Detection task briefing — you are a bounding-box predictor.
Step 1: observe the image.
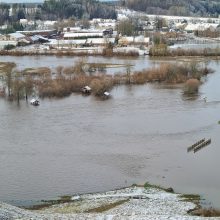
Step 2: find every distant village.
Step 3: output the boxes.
[1,6,220,55]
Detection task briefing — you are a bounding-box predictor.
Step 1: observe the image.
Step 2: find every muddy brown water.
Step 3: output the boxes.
[0,55,167,75]
[0,56,220,208]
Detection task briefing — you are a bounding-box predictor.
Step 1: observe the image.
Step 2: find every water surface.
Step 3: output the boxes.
[0,57,220,208]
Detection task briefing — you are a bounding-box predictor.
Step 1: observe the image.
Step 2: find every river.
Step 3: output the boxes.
[0,55,220,208]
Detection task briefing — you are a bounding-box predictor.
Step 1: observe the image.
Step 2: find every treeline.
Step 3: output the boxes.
[121,0,220,17]
[0,48,139,57]
[149,45,220,57]
[0,3,41,26]
[46,0,118,19]
[0,0,116,25]
[195,29,220,38]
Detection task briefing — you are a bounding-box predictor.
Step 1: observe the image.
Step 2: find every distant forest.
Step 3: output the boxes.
[121,0,220,17]
[41,0,117,20]
[0,0,117,25]
[1,0,220,26]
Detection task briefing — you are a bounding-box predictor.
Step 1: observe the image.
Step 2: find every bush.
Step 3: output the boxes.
[90,78,113,96]
[184,78,200,94]
[4,44,16,50]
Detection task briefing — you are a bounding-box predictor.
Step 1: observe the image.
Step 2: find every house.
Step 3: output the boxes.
[28,35,48,43]
[87,38,115,46]
[103,28,113,36]
[184,23,220,32]
[118,36,149,46]
[63,27,82,32]
[0,41,17,50]
[9,33,26,41]
[17,30,57,38]
[20,19,28,26]
[63,32,103,40]
[91,19,116,30]
[82,86,92,94]
[47,39,87,48]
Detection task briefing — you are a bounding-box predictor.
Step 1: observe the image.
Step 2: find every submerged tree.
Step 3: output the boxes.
[184,78,200,95]
[23,75,34,101]
[12,72,24,103]
[73,58,87,76]
[125,63,132,84]
[3,63,16,97]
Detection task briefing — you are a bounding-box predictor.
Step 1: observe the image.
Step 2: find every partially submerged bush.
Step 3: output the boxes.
[24,67,51,77]
[131,62,211,85]
[149,46,220,57]
[1,60,213,100]
[38,79,72,98]
[191,208,220,217]
[90,78,113,96]
[38,76,91,98]
[184,78,200,94]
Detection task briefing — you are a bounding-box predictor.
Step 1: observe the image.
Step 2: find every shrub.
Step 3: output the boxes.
[184,78,200,94]
[90,78,113,96]
[4,44,16,50]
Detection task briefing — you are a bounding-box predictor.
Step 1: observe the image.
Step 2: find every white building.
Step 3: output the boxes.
[9,33,26,41]
[63,32,103,40]
[0,41,17,50]
[118,36,150,46]
[185,23,220,32]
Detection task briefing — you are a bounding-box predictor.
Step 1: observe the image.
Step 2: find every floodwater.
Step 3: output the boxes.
[0,56,220,208]
[0,55,167,75]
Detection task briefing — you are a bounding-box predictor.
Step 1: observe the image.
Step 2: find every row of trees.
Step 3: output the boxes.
[0,3,41,25]
[1,63,34,103]
[41,0,117,20]
[195,28,220,38]
[0,0,117,25]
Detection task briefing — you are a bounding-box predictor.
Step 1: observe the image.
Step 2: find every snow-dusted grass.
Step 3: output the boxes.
[1,186,220,219]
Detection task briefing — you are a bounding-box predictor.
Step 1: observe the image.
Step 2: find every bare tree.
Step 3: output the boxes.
[73,58,87,76]
[56,65,64,76]
[125,63,132,84]
[12,72,24,103]
[3,62,16,97]
[23,75,34,101]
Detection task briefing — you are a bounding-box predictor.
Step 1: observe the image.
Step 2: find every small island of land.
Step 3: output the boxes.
[1,184,220,220]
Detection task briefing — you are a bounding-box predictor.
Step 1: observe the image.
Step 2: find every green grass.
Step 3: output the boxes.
[86,199,129,213]
[179,194,200,202]
[144,182,165,190]
[59,195,72,202]
[27,195,73,210]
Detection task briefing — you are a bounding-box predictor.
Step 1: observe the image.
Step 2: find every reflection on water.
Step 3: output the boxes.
[0,58,220,208]
[0,55,155,75]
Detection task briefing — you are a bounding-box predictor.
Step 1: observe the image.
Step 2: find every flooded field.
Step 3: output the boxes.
[0,56,220,208]
[0,55,167,75]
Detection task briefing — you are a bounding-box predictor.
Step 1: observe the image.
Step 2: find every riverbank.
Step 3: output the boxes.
[0,47,140,57]
[1,186,220,220]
